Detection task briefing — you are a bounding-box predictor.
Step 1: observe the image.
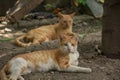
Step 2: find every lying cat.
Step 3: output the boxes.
[15,12,75,47]
[0,33,92,80]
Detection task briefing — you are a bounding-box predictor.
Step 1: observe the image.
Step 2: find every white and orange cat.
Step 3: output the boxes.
[15,12,75,47]
[0,33,92,80]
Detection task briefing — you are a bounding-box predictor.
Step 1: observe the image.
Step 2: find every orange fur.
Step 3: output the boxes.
[15,12,75,47]
[0,33,92,80]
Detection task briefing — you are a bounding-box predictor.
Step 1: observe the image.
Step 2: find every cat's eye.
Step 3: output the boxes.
[63,21,66,23]
[69,20,71,22]
[71,44,74,46]
[64,43,68,46]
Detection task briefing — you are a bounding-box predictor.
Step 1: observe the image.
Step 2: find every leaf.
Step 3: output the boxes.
[0,37,14,42]
[53,8,62,14]
[0,30,5,34]
[78,34,86,38]
[44,4,53,8]
[73,0,79,6]
[99,0,104,3]
[4,28,12,32]
[78,0,87,5]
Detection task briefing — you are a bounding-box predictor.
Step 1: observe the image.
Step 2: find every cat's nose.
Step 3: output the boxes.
[64,23,69,27]
[68,48,71,52]
[66,23,69,26]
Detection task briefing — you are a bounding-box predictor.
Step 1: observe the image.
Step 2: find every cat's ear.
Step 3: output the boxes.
[75,33,79,41]
[59,34,66,41]
[70,32,79,42]
[74,33,80,43]
[70,12,76,18]
[57,12,64,18]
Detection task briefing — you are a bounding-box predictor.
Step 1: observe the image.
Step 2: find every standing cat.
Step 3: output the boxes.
[15,12,75,47]
[0,33,92,80]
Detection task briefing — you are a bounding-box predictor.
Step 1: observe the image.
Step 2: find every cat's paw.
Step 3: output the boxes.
[26,43,32,47]
[71,60,79,66]
[86,68,92,73]
[18,76,24,80]
[8,76,16,80]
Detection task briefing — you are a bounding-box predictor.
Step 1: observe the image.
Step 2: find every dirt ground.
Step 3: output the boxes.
[0,15,120,80]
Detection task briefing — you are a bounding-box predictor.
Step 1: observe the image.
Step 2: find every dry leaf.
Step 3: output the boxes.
[100,0,104,3]
[0,34,2,36]
[73,0,79,7]
[14,31,24,36]
[4,28,12,32]
[3,33,13,38]
[0,30,5,34]
[0,24,6,28]
[53,8,62,14]
[1,21,8,25]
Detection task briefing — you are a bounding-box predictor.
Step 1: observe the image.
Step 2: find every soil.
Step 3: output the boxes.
[0,15,120,80]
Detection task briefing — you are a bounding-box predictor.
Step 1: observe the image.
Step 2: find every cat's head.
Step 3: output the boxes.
[59,33,78,53]
[57,12,75,29]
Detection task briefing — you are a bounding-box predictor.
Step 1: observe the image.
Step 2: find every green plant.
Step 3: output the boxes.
[78,0,87,5]
[73,0,87,6]
[0,37,14,42]
[44,3,54,9]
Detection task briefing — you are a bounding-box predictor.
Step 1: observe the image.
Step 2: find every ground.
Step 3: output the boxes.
[0,14,120,80]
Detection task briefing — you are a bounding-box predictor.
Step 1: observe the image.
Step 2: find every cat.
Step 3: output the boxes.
[15,12,75,47]
[0,33,92,80]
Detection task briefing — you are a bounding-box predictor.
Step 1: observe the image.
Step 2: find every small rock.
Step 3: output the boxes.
[22,28,27,32]
[3,34,13,38]
[37,16,45,19]
[99,66,106,71]
[82,22,88,26]
[0,30,5,34]
[0,24,6,28]
[106,72,111,75]
[87,60,92,63]
[14,31,24,36]
[1,21,8,25]
[0,54,6,58]
[0,34,2,36]
[50,71,54,74]
[4,28,12,32]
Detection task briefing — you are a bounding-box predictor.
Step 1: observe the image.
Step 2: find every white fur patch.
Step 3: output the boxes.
[69,51,79,65]
[37,57,56,72]
[9,58,27,78]
[10,58,27,72]
[10,58,36,75]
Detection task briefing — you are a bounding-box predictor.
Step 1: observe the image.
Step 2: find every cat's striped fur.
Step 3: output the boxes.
[15,12,75,47]
[0,33,92,80]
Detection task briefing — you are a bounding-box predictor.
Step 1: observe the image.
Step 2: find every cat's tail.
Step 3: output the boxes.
[15,35,31,47]
[0,65,7,80]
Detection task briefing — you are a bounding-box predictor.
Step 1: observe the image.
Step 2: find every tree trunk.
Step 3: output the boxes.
[6,0,44,23]
[102,0,120,58]
[0,0,16,16]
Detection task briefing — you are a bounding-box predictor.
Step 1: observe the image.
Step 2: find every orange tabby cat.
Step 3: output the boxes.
[0,33,92,80]
[15,12,75,47]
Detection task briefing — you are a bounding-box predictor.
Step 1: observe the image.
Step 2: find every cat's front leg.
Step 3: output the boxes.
[59,65,92,73]
[18,76,24,80]
[71,60,79,66]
